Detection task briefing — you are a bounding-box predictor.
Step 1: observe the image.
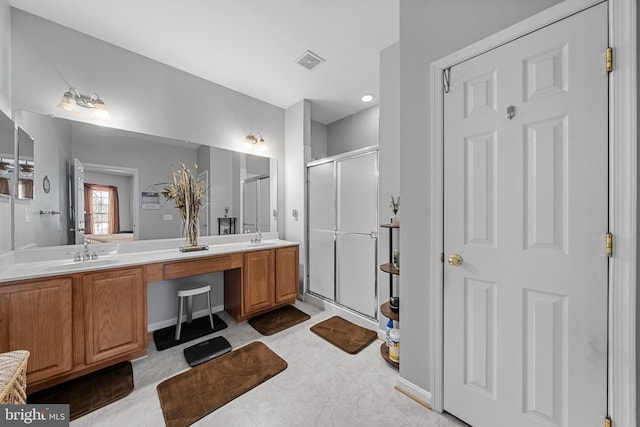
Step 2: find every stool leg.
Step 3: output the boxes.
[175,296,184,341]
[187,295,193,323]
[207,290,215,330]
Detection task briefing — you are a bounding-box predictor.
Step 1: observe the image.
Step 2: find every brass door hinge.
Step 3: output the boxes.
[606,233,613,257]
[606,47,613,73]
[605,416,612,427]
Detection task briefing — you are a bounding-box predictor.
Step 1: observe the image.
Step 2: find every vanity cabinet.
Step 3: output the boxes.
[275,246,299,303]
[0,278,73,384]
[0,267,146,392]
[243,249,275,315]
[82,267,146,364]
[225,245,299,322]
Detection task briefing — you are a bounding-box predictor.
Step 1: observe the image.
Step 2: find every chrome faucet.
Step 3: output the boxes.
[83,238,91,261]
[252,230,262,244]
[67,250,82,262]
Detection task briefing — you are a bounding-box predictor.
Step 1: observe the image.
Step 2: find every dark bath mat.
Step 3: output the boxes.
[248,305,311,336]
[153,313,227,351]
[310,316,377,354]
[28,361,133,421]
[157,341,287,427]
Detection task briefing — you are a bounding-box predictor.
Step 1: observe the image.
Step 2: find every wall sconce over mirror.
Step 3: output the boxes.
[245,132,267,151]
[57,87,110,120]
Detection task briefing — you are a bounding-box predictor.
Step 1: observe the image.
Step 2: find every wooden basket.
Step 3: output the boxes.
[0,350,30,404]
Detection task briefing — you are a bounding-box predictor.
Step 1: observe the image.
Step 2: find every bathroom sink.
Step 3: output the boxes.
[245,242,276,248]
[45,258,120,272]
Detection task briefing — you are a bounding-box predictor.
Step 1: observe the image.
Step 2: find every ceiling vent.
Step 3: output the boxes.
[296,50,325,71]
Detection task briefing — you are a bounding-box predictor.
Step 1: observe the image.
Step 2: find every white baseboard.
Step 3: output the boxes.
[148,304,224,332]
[395,377,432,409]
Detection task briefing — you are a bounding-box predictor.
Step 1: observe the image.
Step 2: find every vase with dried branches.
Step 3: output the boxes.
[161,162,205,247]
[389,195,400,225]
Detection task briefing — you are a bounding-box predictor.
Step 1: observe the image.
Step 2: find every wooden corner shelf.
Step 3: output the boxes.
[380,222,400,368]
[380,301,399,321]
[380,263,399,275]
[380,342,399,370]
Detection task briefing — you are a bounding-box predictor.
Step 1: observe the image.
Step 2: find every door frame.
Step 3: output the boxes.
[82,162,140,241]
[428,1,637,425]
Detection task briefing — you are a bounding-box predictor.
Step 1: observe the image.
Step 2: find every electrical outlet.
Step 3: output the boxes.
[163,214,173,221]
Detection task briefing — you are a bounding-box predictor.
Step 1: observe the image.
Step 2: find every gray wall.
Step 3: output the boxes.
[327,105,379,156]
[637,0,640,416]
[0,0,11,256]
[13,110,71,249]
[398,0,562,398]
[378,42,400,330]
[0,0,9,115]
[310,120,327,160]
[285,100,310,293]
[210,147,234,234]
[71,124,198,241]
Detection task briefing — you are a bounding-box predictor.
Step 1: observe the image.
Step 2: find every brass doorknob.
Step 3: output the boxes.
[448,254,463,266]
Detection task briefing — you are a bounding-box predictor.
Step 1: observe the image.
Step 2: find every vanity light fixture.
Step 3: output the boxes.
[245,133,267,151]
[57,87,110,120]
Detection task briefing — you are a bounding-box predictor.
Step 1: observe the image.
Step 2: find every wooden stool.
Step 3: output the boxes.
[175,282,215,340]
[0,350,29,404]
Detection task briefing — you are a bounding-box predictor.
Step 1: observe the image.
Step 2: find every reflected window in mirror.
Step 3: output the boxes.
[84,183,123,239]
[16,128,34,200]
[18,179,33,199]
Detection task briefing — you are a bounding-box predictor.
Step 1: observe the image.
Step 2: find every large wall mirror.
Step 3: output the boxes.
[13,110,277,250]
[0,110,14,255]
[0,110,14,197]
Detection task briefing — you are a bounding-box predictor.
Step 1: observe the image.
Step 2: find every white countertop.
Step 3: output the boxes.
[0,233,299,284]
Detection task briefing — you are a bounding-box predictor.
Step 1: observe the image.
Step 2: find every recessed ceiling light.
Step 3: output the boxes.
[361,94,374,103]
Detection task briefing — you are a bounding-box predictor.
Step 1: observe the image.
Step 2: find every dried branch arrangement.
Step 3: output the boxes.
[162,162,205,246]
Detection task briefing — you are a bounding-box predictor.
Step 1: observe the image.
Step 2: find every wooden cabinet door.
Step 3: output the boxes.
[275,246,299,303]
[243,250,274,315]
[0,278,73,384]
[83,267,145,364]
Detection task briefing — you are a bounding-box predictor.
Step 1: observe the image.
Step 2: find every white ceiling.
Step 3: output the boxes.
[8,0,399,125]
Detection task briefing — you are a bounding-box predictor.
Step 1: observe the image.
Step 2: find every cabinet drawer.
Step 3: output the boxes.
[163,255,232,280]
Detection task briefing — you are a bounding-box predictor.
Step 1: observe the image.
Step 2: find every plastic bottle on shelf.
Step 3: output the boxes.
[389,329,400,363]
[386,319,393,347]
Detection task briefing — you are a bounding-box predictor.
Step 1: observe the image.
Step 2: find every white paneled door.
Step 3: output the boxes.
[443,4,608,427]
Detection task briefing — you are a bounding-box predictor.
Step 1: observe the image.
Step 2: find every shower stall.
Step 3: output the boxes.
[306,147,378,320]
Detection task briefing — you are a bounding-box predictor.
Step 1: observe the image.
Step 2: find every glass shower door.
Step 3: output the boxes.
[307,161,336,300]
[335,152,378,318]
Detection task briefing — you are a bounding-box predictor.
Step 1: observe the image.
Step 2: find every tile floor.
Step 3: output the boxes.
[71,302,468,427]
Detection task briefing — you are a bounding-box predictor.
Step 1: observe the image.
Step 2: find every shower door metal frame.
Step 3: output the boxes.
[306,146,379,321]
